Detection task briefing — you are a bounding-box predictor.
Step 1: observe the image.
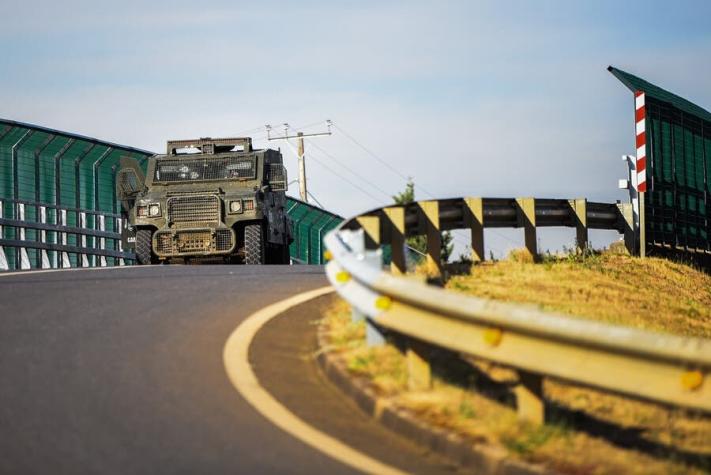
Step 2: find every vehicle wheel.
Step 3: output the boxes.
[135,229,156,265]
[244,224,264,265]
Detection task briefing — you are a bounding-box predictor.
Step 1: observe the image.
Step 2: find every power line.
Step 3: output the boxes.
[307,141,477,254]
[306,139,393,200]
[331,122,409,182]
[344,122,528,252]
[306,190,326,209]
[331,121,439,199]
[305,151,383,205]
[234,125,267,136]
[236,121,329,145]
[255,120,517,254]
[266,121,332,203]
[330,121,520,249]
[291,120,331,132]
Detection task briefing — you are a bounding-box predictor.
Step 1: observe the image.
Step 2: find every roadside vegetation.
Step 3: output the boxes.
[448,246,711,339]
[320,249,711,474]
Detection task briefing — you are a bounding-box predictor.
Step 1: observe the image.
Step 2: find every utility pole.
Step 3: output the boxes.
[297,132,307,202]
[267,121,331,203]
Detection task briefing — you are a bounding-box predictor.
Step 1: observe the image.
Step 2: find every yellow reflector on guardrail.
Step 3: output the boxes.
[375,296,392,310]
[681,370,704,391]
[335,271,351,284]
[483,328,503,347]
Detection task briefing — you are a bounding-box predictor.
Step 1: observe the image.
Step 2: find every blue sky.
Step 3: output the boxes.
[2,0,710,256]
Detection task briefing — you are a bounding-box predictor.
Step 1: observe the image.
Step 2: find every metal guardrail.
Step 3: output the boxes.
[0,198,134,270]
[324,197,710,424]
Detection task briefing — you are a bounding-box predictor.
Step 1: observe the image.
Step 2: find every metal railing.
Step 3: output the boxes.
[286,197,344,265]
[0,198,134,271]
[324,196,710,424]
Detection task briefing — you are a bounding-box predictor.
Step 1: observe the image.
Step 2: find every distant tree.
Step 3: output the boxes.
[393,180,416,206]
[393,180,453,263]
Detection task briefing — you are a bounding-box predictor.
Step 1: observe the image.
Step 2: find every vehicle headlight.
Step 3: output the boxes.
[137,206,148,217]
[229,200,242,213]
[148,203,161,217]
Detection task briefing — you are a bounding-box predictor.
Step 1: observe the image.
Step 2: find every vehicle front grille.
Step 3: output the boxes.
[215,229,232,251]
[156,233,173,254]
[168,195,220,227]
[154,228,234,256]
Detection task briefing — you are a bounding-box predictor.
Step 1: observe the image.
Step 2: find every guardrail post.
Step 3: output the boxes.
[514,371,545,425]
[17,203,31,270]
[340,228,386,346]
[365,312,386,346]
[617,203,635,255]
[570,198,588,251]
[464,197,485,262]
[516,198,537,259]
[0,200,7,270]
[419,201,442,277]
[406,340,432,391]
[356,215,380,250]
[383,207,406,274]
[39,206,50,268]
[342,230,367,325]
[98,215,107,267]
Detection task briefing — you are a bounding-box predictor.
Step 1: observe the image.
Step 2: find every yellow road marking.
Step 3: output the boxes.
[223,286,409,475]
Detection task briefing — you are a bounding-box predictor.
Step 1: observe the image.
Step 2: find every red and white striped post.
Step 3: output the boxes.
[634,91,647,193]
[634,90,647,256]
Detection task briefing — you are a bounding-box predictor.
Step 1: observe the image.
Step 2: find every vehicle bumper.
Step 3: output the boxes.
[153,227,236,258]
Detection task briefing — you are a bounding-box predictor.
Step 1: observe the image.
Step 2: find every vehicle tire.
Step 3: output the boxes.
[135,229,156,265]
[244,224,264,265]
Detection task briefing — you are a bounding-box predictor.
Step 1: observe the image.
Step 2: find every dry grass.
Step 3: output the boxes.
[320,251,711,474]
[447,250,711,338]
[323,299,408,396]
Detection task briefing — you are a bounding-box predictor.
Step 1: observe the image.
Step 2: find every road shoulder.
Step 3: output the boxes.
[246,292,463,475]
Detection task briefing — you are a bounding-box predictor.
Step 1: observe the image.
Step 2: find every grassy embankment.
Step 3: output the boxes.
[321,250,711,475]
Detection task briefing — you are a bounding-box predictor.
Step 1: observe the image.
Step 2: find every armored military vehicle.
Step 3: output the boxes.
[116,137,292,265]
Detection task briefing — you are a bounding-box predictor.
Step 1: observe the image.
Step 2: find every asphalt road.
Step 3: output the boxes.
[0,265,460,475]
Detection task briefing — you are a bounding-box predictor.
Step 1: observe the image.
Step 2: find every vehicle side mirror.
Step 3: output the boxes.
[116,156,147,211]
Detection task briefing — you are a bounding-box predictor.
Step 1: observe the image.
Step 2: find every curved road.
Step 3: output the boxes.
[0,265,354,474]
[0,266,459,475]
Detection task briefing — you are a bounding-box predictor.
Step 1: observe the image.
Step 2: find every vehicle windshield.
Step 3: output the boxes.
[154,157,256,183]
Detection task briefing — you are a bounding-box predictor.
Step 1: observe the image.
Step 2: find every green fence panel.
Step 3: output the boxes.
[0,118,342,269]
[286,197,343,264]
[610,67,711,262]
[0,119,153,270]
